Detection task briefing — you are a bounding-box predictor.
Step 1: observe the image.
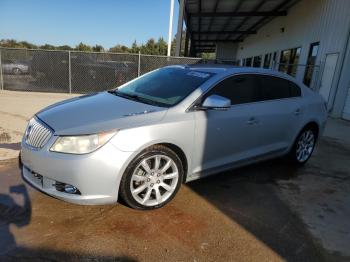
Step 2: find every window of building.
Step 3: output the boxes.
[263,53,272,69]
[205,74,260,105]
[257,75,301,100]
[303,42,320,87]
[253,55,262,67]
[245,57,252,67]
[272,52,278,69]
[279,47,301,77]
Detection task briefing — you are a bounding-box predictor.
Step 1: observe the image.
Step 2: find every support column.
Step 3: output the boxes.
[184,29,190,57]
[175,0,185,57]
[167,0,175,57]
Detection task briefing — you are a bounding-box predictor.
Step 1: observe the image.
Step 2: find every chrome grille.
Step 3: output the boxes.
[25,118,53,149]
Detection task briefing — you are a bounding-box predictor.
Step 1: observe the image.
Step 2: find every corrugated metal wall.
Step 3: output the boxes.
[217,0,350,119]
[343,87,350,120]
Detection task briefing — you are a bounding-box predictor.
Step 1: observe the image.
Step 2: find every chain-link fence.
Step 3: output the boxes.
[0,48,202,94]
[0,47,322,94]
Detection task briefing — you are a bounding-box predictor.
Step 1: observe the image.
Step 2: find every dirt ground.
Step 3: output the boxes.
[1,137,350,262]
[0,91,78,160]
[0,90,350,261]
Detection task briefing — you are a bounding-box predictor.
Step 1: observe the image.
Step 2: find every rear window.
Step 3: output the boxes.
[257,75,301,100]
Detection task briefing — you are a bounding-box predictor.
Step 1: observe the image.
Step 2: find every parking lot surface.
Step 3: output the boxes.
[0,91,349,261]
[0,136,349,262]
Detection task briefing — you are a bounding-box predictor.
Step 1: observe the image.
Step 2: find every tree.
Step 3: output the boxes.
[130,40,139,53]
[109,44,130,53]
[0,39,38,49]
[92,44,104,52]
[40,44,56,50]
[157,37,167,56]
[75,42,92,52]
[0,35,198,57]
[201,52,216,59]
[56,45,73,51]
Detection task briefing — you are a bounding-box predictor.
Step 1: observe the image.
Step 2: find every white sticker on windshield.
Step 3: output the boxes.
[187,71,210,78]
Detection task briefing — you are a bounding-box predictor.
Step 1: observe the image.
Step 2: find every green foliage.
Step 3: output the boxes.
[75,42,92,52]
[0,39,38,49]
[109,44,130,53]
[92,44,104,52]
[40,44,56,50]
[201,52,216,59]
[0,33,189,56]
[56,45,74,51]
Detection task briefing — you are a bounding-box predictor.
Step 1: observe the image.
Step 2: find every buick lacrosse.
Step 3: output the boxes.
[21,65,327,209]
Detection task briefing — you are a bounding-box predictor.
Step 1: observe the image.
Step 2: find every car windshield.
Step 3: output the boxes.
[113,67,215,107]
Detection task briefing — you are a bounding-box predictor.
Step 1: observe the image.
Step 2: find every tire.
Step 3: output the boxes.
[12,68,22,75]
[119,145,184,210]
[289,127,317,165]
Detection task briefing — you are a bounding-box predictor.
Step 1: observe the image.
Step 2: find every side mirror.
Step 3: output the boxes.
[201,95,231,110]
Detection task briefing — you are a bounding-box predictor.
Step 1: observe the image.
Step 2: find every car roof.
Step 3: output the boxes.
[165,64,297,83]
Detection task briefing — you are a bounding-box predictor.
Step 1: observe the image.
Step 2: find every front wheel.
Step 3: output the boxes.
[289,128,317,165]
[12,68,22,75]
[119,145,183,210]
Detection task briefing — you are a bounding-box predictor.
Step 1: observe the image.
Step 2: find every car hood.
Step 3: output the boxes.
[36,92,167,135]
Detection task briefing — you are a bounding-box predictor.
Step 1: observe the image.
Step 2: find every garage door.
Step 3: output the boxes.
[342,85,350,120]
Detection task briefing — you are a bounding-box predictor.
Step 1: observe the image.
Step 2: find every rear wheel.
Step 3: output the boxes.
[289,128,317,165]
[119,145,183,210]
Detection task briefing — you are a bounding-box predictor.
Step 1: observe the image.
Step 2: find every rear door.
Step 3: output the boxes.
[254,75,303,153]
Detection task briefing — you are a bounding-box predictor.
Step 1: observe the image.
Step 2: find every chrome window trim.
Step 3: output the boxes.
[187,72,303,112]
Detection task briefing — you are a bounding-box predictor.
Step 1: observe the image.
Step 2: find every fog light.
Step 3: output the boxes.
[64,184,78,194]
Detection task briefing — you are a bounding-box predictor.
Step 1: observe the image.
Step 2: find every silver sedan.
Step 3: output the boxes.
[21,65,327,210]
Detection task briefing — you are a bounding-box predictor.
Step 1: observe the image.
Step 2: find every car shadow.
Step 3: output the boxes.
[187,158,326,261]
[0,182,137,261]
[0,184,31,256]
[2,247,137,262]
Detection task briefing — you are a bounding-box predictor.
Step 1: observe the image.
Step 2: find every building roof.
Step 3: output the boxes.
[183,0,300,54]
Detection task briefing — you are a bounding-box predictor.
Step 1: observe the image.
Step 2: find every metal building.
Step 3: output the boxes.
[175,0,350,120]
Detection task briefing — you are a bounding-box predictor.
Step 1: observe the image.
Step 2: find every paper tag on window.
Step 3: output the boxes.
[187,71,210,78]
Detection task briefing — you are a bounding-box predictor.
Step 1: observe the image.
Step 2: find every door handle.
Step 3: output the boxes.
[294,108,301,115]
[247,117,258,125]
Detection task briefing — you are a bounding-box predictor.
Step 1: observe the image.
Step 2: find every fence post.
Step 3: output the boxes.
[68,50,72,94]
[138,51,141,77]
[0,49,3,91]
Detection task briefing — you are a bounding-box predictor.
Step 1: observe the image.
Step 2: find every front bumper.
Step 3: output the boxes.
[21,136,134,205]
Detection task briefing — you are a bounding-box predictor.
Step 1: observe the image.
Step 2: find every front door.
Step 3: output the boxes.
[192,74,262,176]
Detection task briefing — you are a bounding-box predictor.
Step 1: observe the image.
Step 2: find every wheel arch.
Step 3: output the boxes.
[301,121,320,140]
[153,143,188,183]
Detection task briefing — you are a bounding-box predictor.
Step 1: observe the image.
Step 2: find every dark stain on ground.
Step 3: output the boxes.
[322,207,336,214]
[0,132,11,143]
[0,142,21,150]
[323,188,337,195]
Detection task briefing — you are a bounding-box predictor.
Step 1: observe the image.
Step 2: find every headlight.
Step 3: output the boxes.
[50,130,117,154]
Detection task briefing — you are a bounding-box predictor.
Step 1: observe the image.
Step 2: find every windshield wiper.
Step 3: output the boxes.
[108,90,163,107]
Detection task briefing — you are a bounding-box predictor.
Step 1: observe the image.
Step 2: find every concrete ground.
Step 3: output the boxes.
[0,91,78,160]
[0,90,350,261]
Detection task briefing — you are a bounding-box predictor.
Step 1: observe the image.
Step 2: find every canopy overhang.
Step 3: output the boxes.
[175,0,300,56]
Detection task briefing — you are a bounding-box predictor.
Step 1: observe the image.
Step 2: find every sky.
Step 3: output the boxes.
[0,0,180,48]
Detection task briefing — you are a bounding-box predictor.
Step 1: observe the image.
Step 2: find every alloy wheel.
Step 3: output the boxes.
[130,154,179,206]
[296,130,315,163]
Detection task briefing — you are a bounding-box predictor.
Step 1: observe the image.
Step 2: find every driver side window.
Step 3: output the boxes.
[204,74,260,105]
